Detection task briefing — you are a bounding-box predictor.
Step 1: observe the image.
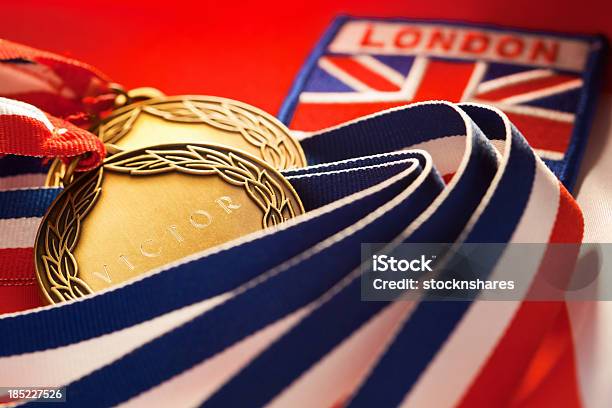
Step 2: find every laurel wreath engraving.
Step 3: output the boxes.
[100,98,303,169]
[105,145,298,227]
[39,144,299,302]
[40,170,101,302]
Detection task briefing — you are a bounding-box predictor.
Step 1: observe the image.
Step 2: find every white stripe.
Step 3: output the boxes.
[569,299,612,408]
[569,93,612,408]
[299,91,409,104]
[575,93,612,243]
[0,97,54,131]
[498,78,583,105]
[400,56,428,101]
[0,292,231,389]
[451,136,566,162]
[406,135,466,176]
[0,64,59,95]
[470,99,576,122]
[477,69,555,94]
[400,151,561,408]
[569,301,612,408]
[120,307,309,408]
[269,302,416,408]
[489,139,507,156]
[0,62,76,100]
[353,55,405,87]
[461,61,487,101]
[0,217,41,249]
[290,130,312,141]
[534,148,565,161]
[0,173,47,191]
[510,159,562,244]
[318,57,373,92]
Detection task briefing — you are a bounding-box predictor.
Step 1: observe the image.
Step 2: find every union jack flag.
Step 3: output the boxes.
[280,18,601,188]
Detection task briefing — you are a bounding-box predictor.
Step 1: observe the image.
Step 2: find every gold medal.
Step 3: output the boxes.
[35,143,304,303]
[46,92,306,186]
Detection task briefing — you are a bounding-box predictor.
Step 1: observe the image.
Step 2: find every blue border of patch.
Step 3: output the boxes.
[278,15,607,192]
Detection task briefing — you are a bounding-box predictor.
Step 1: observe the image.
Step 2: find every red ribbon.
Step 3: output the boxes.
[0,98,105,170]
[0,39,116,170]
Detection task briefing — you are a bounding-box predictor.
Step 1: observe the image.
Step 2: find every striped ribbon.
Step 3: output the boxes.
[0,38,112,177]
[0,38,115,122]
[0,38,113,173]
[0,97,105,171]
[0,100,583,407]
[0,40,110,313]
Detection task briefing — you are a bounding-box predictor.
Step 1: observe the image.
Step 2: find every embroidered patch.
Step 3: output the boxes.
[279,16,607,190]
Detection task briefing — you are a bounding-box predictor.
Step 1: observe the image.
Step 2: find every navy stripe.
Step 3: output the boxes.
[288,159,417,209]
[562,35,608,191]
[0,58,33,64]
[0,156,48,177]
[0,188,60,218]
[300,103,466,165]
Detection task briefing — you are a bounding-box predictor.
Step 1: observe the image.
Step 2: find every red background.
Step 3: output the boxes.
[1,0,610,116]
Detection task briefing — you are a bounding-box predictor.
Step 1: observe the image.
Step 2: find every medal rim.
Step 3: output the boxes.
[101,94,306,162]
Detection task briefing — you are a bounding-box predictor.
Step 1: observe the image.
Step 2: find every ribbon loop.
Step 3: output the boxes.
[0,97,105,170]
[0,38,115,121]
